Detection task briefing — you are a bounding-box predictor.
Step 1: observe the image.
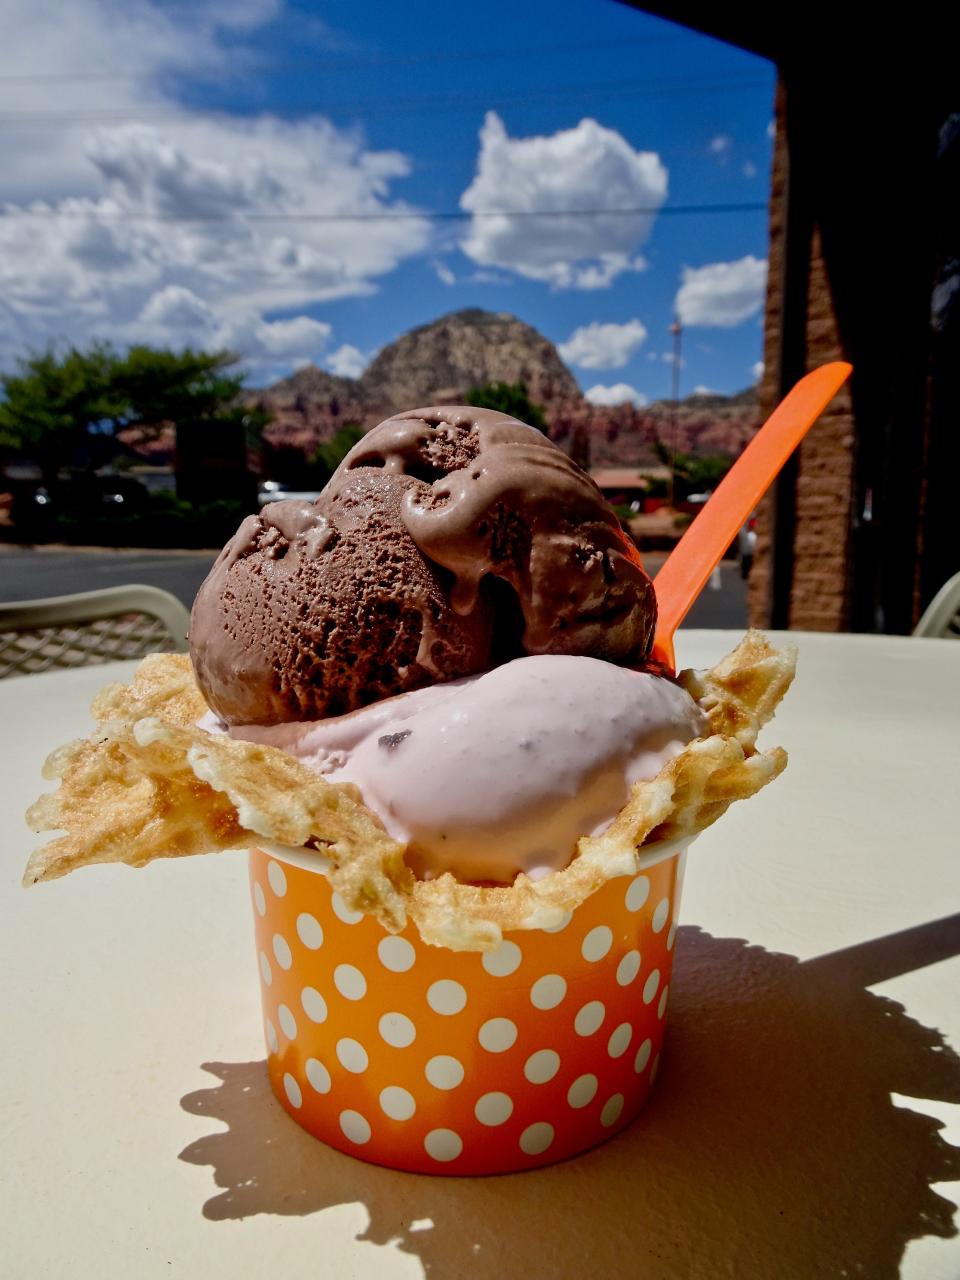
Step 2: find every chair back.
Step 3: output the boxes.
[0,585,190,678]
[913,570,960,639]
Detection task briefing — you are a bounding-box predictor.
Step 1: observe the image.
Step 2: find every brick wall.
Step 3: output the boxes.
[748,89,856,631]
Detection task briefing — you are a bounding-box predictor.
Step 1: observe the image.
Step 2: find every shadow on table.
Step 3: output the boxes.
[179,922,960,1279]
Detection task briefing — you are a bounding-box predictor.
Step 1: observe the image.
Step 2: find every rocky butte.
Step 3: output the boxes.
[251,308,759,469]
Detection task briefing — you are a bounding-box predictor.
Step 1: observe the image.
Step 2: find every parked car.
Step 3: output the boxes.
[9,472,149,538]
[257,480,324,507]
[738,513,758,579]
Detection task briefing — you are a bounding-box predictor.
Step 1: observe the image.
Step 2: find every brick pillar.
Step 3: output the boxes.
[748,86,856,631]
[787,232,856,629]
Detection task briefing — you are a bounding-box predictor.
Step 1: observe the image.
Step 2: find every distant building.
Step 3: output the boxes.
[590,466,670,504]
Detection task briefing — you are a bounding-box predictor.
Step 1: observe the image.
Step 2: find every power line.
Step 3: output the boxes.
[0,73,772,129]
[0,202,767,224]
[0,33,695,83]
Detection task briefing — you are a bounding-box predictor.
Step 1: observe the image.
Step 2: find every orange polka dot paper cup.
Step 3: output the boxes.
[249,840,687,1175]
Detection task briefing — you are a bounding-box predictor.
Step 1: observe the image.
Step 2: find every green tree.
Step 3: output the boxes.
[314,422,365,474]
[0,343,268,485]
[466,380,547,432]
[0,345,125,485]
[652,437,732,501]
[114,345,264,437]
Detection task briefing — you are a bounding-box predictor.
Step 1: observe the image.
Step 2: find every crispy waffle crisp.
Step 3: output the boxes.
[24,631,795,950]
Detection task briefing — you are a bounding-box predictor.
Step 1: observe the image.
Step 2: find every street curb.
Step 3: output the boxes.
[0,543,218,557]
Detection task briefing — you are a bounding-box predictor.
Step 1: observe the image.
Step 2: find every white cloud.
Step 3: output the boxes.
[584,383,648,408]
[675,256,768,328]
[767,119,776,139]
[558,319,648,370]
[0,0,430,375]
[742,161,758,179]
[134,285,332,365]
[708,134,732,158]
[241,314,332,360]
[326,343,367,378]
[433,260,456,286]
[0,0,283,202]
[140,284,214,333]
[459,112,667,290]
[692,385,715,395]
[752,360,765,381]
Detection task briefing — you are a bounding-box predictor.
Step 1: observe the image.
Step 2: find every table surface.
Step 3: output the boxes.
[3,631,959,1280]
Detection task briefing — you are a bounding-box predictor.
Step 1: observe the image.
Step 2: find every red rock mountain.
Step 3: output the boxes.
[252,309,759,466]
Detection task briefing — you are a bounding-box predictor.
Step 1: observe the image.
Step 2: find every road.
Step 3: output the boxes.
[0,546,748,629]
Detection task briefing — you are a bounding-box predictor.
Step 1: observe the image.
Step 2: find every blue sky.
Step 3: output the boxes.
[0,0,775,400]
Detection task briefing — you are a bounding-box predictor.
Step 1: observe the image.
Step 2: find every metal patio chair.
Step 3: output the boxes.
[913,570,960,639]
[0,585,190,678]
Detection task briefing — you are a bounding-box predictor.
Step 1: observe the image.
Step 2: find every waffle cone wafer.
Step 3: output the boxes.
[24,630,793,950]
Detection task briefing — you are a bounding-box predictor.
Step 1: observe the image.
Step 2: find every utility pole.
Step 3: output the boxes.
[667,317,683,509]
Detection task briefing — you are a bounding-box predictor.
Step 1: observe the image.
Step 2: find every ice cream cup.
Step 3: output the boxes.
[249,837,690,1175]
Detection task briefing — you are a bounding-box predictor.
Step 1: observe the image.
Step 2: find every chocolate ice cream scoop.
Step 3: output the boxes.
[190,405,656,726]
[352,406,655,662]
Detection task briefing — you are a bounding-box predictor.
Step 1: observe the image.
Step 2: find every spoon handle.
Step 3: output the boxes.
[651,361,852,669]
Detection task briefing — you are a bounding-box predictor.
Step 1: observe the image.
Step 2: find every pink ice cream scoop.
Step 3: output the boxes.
[216,654,707,884]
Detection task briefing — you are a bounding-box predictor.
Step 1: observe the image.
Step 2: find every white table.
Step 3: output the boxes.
[3,632,958,1279]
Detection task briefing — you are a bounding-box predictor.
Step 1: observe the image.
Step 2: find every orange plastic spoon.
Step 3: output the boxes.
[651,361,852,670]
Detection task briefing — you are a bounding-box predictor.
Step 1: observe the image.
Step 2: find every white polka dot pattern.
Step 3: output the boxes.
[425,1056,465,1090]
[379,1011,416,1049]
[581,926,613,962]
[616,950,641,986]
[607,1022,632,1059]
[330,891,362,925]
[380,1086,416,1121]
[334,963,367,1001]
[475,1092,514,1126]
[296,912,323,949]
[377,936,416,972]
[427,980,467,1016]
[278,1004,297,1041]
[251,842,683,1175]
[336,1038,368,1074]
[266,860,287,897]
[567,1074,598,1109]
[530,974,566,1010]
[425,1129,463,1162]
[601,1093,624,1128]
[481,940,522,977]
[524,1049,560,1084]
[339,1110,371,1144]
[625,875,650,912]
[306,1058,331,1094]
[634,1039,652,1074]
[478,1018,518,1053]
[301,987,327,1023]
[519,1122,554,1156]
[272,933,293,970]
[574,1000,606,1037]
